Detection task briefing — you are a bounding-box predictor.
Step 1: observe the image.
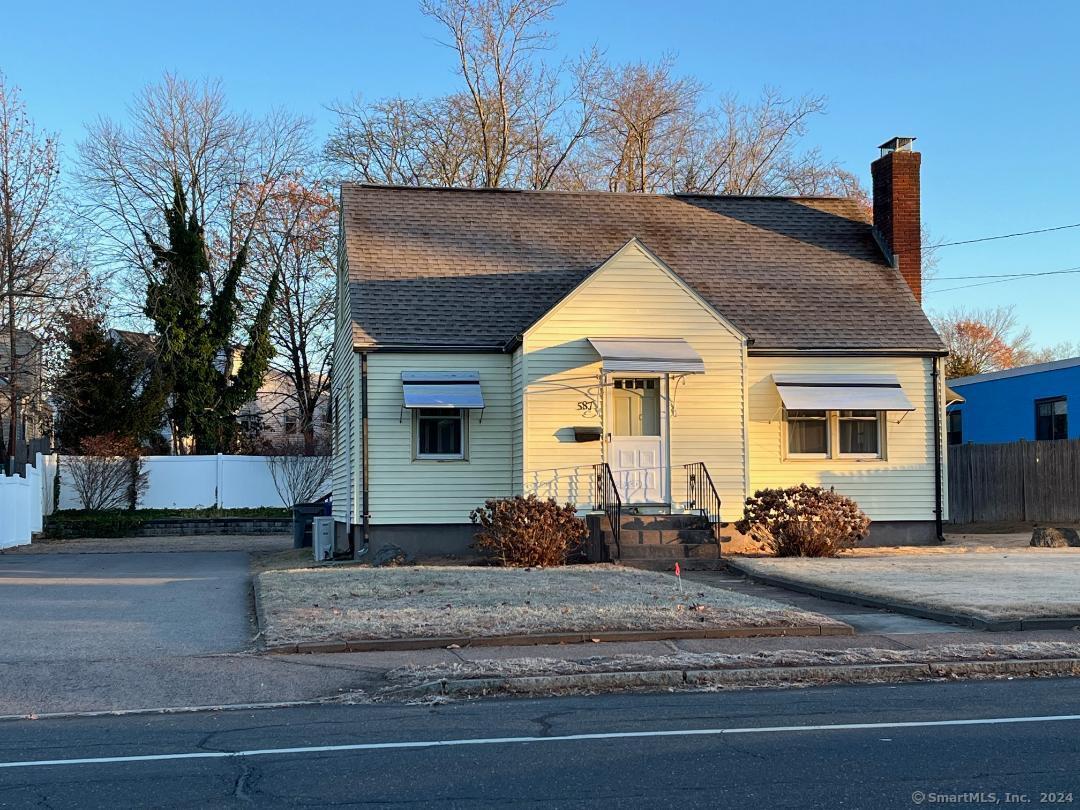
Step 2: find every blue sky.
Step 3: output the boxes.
[4,1,1079,346]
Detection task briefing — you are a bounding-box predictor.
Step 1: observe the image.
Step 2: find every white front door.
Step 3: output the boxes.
[607,377,667,504]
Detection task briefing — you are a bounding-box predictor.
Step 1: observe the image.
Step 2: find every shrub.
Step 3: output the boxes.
[64,434,149,511]
[470,495,587,567]
[266,436,333,507]
[735,484,870,557]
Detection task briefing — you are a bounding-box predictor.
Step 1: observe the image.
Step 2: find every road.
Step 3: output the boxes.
[2,677,1079,808]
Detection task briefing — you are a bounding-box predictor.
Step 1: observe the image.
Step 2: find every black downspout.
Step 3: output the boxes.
[931,356,946,543]
[360,351,371,556]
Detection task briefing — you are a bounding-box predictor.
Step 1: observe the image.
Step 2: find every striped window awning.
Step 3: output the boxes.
[587,338,705,374]
[772,373,916,412]
[401,371,484,409]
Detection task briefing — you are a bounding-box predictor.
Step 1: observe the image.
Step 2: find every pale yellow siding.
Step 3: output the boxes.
[510,348,524,496]
[747,355,939,522]
[522,241,748,519]
[367,352,513,524]
[331,241,356,524]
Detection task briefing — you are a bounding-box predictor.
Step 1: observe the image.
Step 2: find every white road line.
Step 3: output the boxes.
[3,713,1079,770]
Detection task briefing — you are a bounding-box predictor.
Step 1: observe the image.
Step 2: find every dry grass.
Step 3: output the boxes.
[384,640,1080,685]
[254,565,842,644]
[735,553,1080,621]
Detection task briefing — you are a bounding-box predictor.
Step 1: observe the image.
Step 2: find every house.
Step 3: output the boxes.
[946,357,1080,445]
[331,136,948,560]
[0,328,52,446]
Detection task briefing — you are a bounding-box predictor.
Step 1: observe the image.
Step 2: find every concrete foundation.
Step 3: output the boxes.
[350,523,478,560]
[862,520,939,546]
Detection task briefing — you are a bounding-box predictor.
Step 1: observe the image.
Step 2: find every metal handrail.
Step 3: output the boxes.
[683,462,722,532]
[593,462,622,557]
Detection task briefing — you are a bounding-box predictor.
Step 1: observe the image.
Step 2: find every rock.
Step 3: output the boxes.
[371,544,414,567]
[1030,527,1080,548]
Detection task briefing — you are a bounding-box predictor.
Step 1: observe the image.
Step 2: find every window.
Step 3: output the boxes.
[283,409,299,434]
[1035,397,1068,441]
[415,408,466,459]
[785,410,885,459]
[612,378,660,437]
[947,409,963,445]
[787,410,830,456]
[838,410,881,457]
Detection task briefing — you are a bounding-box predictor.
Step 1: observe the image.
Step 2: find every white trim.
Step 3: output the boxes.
[782,409,887,462]
[948,355,1080,387]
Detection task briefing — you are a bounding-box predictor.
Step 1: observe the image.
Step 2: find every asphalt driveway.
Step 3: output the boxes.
[0,551,253,662]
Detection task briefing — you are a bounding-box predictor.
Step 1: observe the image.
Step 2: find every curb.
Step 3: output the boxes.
[393,657,1080,699]
[724,560,1080,632]
[262,623,854,655]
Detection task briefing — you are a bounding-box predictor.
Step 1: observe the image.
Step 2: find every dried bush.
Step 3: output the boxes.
[64,434,148,511]
[470,495,588,567]
[735,484,870,557]
[266,437,332,507]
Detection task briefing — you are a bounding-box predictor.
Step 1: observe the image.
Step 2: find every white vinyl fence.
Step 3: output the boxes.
[0,453,58,549]
[57,454,291,510]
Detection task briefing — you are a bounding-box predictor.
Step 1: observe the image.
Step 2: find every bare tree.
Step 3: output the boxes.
[78,73,311,318]
[244,176,336,450]
[0,73,67,466]
[587,56,702,193]
[327,0,599,190]
[267,437,332,507]
[64,434,148,511]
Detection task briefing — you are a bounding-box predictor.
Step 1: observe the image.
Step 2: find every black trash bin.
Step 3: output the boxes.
[292,503,324,549]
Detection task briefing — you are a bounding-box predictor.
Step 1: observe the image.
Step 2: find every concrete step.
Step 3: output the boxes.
[618,558,725,572]
[619,513,710,531]
[618,528,716,545]
[616,542,720,560]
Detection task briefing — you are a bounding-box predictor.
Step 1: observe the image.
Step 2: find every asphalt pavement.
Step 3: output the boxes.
[1,677,1078,808]
[0,550,253,661]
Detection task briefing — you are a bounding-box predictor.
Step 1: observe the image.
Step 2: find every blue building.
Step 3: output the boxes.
[947,357,1080,445]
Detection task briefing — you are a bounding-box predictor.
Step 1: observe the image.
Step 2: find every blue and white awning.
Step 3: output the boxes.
[401,371,484,409]
[772,373,915,412]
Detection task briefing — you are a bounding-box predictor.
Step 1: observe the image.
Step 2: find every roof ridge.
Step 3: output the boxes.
[340,182,854,203]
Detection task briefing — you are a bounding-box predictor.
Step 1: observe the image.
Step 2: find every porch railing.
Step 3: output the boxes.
[593,462,622,556]
[682,462,722,531]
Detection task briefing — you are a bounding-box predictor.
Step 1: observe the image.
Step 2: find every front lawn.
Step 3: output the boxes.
[733,551,1080,622]
[254,565,844,645]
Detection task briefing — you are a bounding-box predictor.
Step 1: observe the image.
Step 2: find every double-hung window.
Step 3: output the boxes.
[838,410,881,457]
[786,410,884,460]
[786,410,830,457]
[415,408,466,460]
[1035,397,1068,441]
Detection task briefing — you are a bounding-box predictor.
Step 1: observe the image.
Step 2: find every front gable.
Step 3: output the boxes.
[522,238,746,348]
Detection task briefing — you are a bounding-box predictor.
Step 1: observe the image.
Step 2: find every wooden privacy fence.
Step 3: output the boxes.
[948,440,1080,524]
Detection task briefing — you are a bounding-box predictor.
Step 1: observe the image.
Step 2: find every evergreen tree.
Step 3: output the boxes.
[54,317,146,451]
[143,175,280,453]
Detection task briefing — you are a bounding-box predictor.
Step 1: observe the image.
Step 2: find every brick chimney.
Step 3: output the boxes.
[871,136,922,302]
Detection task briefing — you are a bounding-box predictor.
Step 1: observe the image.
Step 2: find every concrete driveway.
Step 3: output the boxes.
[0,551,253,662]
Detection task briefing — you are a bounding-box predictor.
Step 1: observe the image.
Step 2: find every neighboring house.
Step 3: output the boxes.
[331,136,949,558]
[235,368,331,448]
[946,357,1080,445]
[0,328,51,445]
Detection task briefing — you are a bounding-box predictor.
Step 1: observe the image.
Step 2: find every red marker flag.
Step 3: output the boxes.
[674,562,681,577]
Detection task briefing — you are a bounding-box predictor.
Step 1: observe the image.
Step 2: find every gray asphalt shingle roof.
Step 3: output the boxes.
[341,184,944,352]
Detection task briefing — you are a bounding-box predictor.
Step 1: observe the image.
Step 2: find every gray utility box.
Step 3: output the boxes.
[312,517,335,562]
